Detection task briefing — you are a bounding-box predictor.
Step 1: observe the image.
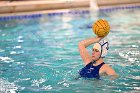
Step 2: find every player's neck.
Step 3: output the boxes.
[94,58,104,66]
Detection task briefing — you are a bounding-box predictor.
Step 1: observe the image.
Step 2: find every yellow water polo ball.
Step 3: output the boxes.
[92,19,110,37]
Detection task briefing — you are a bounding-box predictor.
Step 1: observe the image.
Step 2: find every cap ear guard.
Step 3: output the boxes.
[98,40,109,58]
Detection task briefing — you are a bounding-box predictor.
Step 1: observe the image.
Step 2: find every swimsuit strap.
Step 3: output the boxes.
[96,62,105,68]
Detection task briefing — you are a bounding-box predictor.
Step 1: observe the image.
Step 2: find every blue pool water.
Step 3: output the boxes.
[0,8,140,93]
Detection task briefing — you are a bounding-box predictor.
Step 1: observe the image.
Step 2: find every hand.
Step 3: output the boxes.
[96,36,104,40]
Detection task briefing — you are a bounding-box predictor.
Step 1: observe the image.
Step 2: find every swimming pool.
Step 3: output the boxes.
[0,7,140,93]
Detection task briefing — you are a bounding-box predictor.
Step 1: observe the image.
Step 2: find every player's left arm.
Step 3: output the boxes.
[105,64,119,80]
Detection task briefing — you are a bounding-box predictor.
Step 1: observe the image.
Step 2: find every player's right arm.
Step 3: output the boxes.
[78,36,103,65]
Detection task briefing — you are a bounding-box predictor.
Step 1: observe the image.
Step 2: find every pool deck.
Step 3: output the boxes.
[0,0,140,17]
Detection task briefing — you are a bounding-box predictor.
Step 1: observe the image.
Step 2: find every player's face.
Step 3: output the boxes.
[92,48,101,61]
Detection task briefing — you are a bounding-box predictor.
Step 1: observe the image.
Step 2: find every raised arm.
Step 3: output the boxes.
[78,36,103,65]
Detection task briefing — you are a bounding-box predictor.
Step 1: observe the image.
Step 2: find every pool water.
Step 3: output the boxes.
[0,9,140,93]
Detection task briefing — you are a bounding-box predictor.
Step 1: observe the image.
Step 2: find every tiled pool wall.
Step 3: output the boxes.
[0,5,140,21]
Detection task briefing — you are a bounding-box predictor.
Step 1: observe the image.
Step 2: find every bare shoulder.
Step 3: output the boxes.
[100,64,111,70]
[103,64,117,76]
[103,64,112,68]
[100,63,119,79]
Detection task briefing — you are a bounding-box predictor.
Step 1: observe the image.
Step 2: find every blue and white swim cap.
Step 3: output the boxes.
[93,39,109,58]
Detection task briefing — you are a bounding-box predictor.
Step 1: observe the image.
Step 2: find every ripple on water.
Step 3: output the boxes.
[13,46,22,49]
[31,78,46,87]
[41,85,53,90]
[17,40,24,43]
[10,50,24,55]
[17,36,24,43]
[0,56,14,63]
[0,78,18,93]
[0,49,5,52]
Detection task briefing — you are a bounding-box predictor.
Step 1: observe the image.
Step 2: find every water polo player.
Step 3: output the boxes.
[78,19,119,79]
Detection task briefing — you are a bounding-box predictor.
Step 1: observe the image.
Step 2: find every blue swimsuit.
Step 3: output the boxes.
[79,62,105,79]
